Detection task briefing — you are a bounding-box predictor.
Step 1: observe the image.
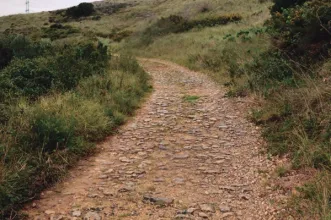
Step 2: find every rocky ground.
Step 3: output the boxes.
[24,59,289,220]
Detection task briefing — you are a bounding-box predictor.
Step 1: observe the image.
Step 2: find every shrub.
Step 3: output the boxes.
[269,0,331,60]
[42,25,80,40]
[66,3,95,18]
[1,58,55,99]
[247,52,295,92]
[271,0,309,12]
[0,48,13,70]
[31,112,76,152]
[0,50,149,217]
[0,37,109,102]
[141,14,242,45]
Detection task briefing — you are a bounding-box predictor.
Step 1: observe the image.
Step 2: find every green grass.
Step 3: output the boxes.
[0,34,150,218]
[183,95,200,103]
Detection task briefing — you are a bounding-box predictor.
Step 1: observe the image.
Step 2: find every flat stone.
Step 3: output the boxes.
[84,211,101,220]
[159,145,168,150]
[175,214,192,219]
[198,212,208,218]
[103,190,114,196]
[143,195,174,206]
[119,157,132,163]
[199,204,215,213]
[154,178,165,182]
[187,208,197,214]
[98,175,108,179]
[104,169,114,174]
[239,194,250,200]
[220,186,236,191]
[173,153,189,159]
[118,186,134,193]
[219,125,228,129]
[219,205,231,212]
[87,194,99,198]
[203,170,220,174]
[173,178,185,184]
[72,210,81,217]
[51,215,65,220]
[45,210,55,215]
[221,212,235,218]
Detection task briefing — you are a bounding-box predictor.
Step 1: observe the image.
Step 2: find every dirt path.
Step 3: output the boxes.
[25,59,281,220]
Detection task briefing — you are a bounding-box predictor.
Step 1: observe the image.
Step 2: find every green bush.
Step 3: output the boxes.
[42,24,79,40]
[269,0,331,60]
[31,112,76,152]
[0,48,149,217]
[0,48,13,70]
[1,58,54,99]
[247,52,295,92]
[66,3,95,18]
[271,0,309,12]
[0,36,109,102]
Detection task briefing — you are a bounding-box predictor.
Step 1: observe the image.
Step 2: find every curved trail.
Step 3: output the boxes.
[26,59,279,219]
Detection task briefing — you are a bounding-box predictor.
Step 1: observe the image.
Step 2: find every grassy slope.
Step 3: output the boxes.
[0,4,152,218]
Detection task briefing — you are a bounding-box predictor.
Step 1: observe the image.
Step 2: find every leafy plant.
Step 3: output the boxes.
[66,3,95,18]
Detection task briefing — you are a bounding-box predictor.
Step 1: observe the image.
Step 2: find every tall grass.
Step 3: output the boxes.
[0,38,150,218]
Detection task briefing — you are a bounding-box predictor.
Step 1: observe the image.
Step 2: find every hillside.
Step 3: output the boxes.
[1,0,331,219]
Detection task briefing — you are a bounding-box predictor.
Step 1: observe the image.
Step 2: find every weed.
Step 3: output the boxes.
[275,166,289,177]
[183,95,200,103]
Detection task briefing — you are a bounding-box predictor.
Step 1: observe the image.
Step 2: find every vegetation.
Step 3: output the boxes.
[0,33,149,218]
[139,14,242,45]
[66,3,95,18]
[218,0,331,218]
[1,0,331,218]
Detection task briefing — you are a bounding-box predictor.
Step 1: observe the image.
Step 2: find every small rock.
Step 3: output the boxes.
[198,212,208,218]
[119,157,131,163]
[154,178,165,182]
[118,186,134,193]
[51,215,65,220]
[98,175,108,179]
[32,203,37,208]
[219,205,231,213]
[84,211,101,220]
[87,194,99,198]
[159,145,168,150]
[221,212,234,218]
[103,190,114,196]
[187,208,197,214]
[173,178,185,184]
[199,204,215,213]
[104,169,114,174]
[45,210,55,215]
[143,195,174,206]
[72,210,81,217]
[220,186,236,191]
[173,153,189,159]
[218,125,228,129]
[175,214,192,219]
[203,170,220,174]
[239,194,250,200]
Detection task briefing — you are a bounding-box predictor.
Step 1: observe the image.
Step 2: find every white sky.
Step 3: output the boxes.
[0,0,99,16]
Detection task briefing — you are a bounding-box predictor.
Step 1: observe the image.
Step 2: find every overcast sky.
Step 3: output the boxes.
[0,0,99,17]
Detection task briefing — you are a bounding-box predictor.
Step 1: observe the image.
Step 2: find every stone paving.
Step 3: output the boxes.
[25,59,283,220]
